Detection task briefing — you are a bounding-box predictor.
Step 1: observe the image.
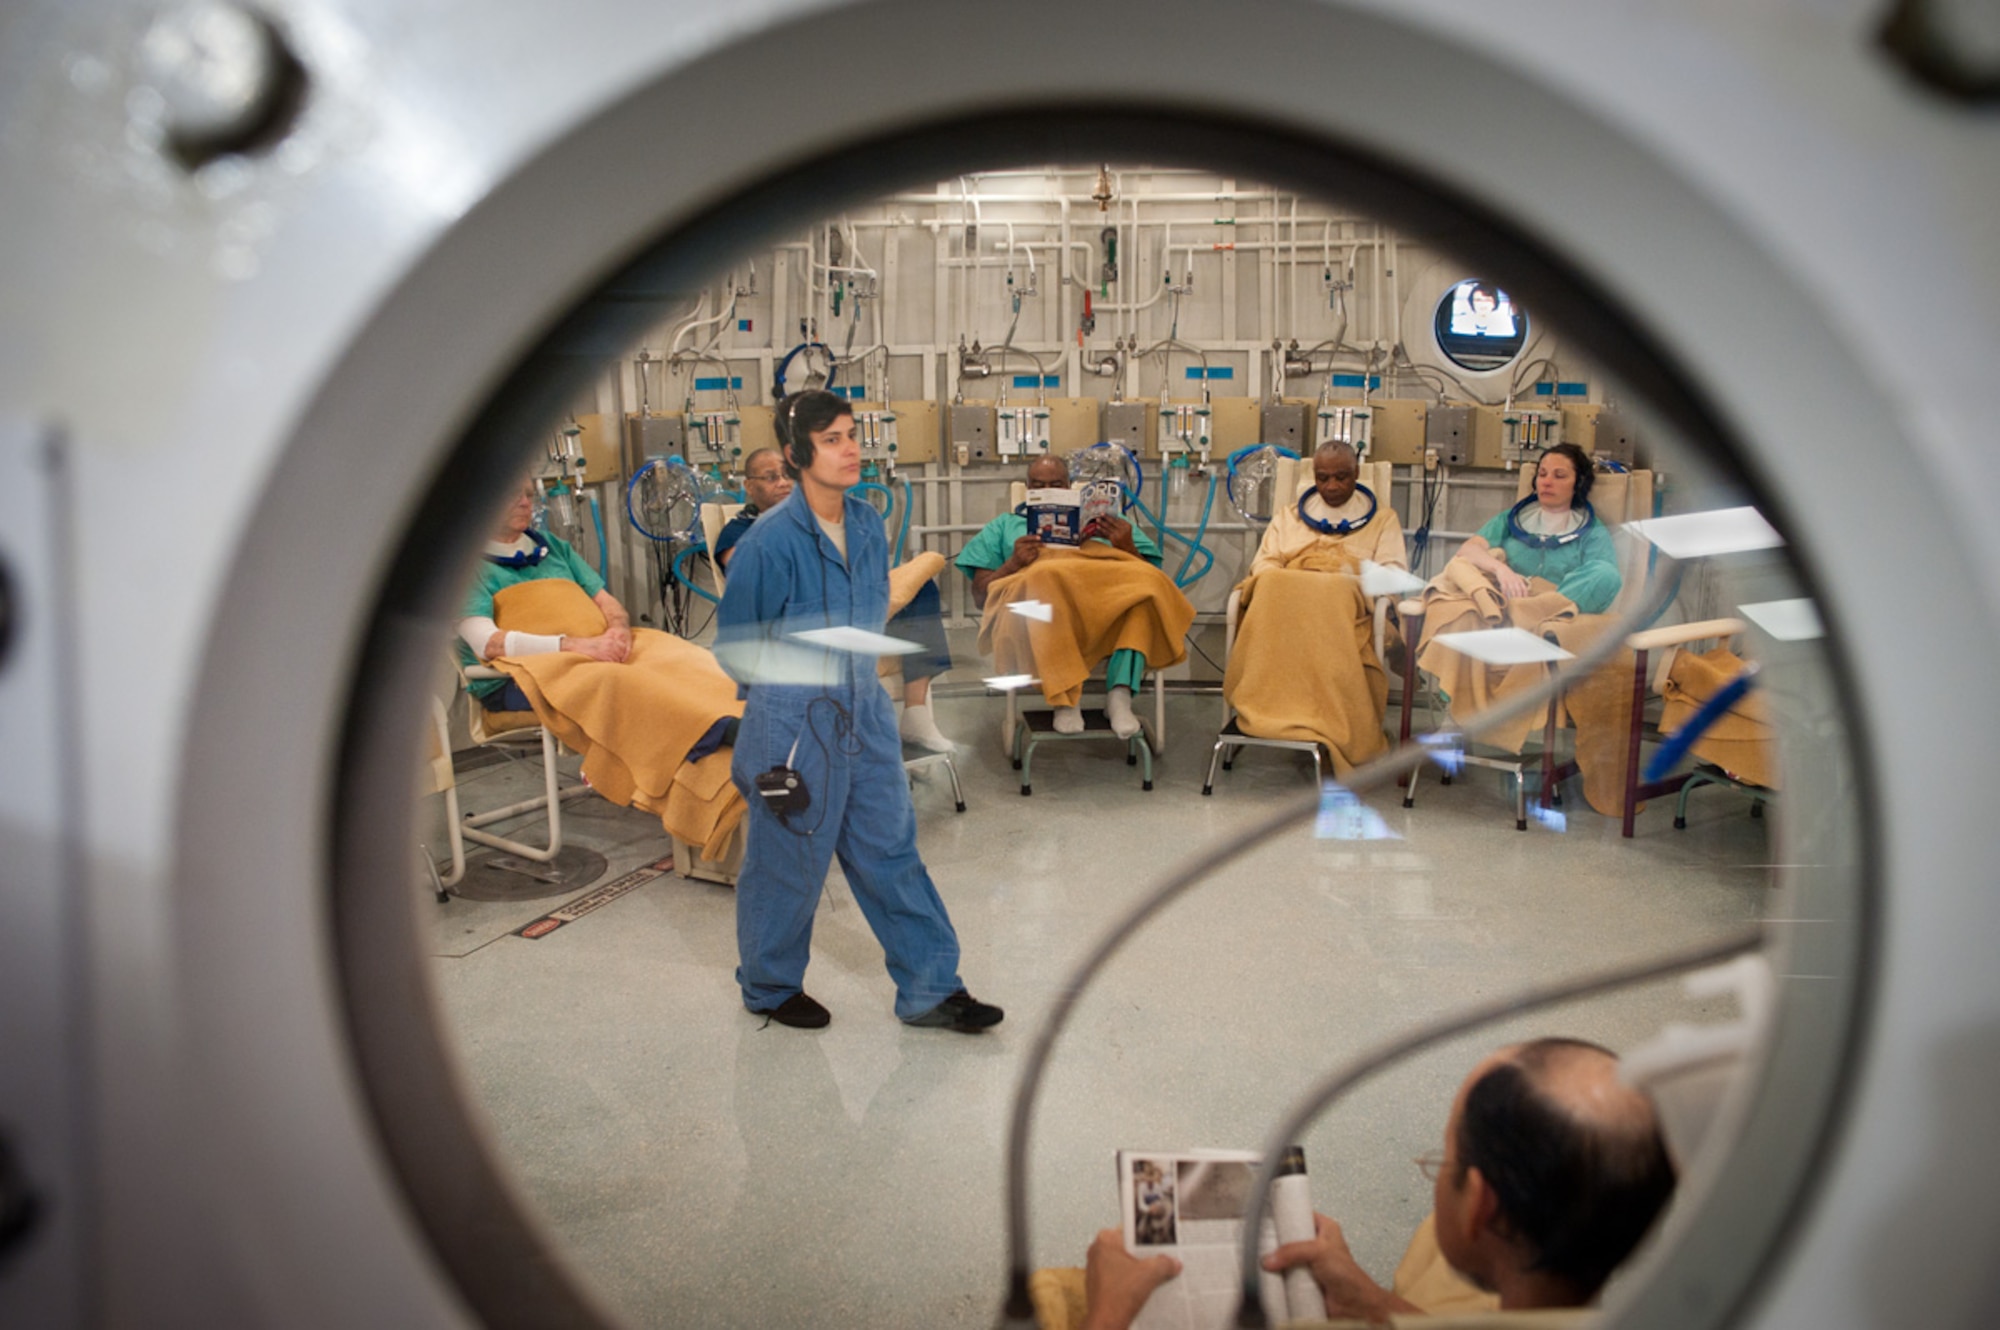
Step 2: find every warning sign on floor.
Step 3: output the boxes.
[513,856,674,940]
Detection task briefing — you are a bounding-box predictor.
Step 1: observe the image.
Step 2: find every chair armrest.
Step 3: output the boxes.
[464,664,509,681]
[1628,617,1747,654]
[1396,597,1424,617]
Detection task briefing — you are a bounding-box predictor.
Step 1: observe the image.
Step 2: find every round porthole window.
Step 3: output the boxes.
[1432,277,1530,371]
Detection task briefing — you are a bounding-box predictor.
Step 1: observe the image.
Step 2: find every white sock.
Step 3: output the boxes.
[1052,705,1085,734]
[1106,684,1140,738]
[898,702,955,752]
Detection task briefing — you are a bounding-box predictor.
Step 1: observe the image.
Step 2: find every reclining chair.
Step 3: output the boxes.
[1202,455,1405,796]
[993,478,1168,796]
[1396,466,1655,829]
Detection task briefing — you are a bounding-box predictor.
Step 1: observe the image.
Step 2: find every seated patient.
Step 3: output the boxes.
[717,446,956,752]
[1224,440,1408,774]
[1072,1039,1675,1330]
[956,454,1195,739]
[1415,442,1622,755]
[456,479,746,858]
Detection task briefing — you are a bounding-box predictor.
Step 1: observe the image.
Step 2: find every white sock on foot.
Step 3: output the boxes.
[898,702,955,752]
[1106,685,1141,738]
[1052,705,1085,734]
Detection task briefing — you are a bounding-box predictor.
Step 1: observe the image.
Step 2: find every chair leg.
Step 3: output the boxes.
[945,753,966,813]
[461,727,583,861]
[1622,648,1651,838]
[1202,739,1224,796]
[437,782,466,889]
[1137,735,1154,792]
[1513,769,1528,832]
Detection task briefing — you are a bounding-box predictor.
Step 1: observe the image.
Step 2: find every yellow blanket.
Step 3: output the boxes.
[975,544,1195,708]
[489,580,746,859]
[1415,557,1639,817]
[877,551,949,686]
[1416,556,1580,754]
[1660,646,1780,790]
[1225,567,1389,775]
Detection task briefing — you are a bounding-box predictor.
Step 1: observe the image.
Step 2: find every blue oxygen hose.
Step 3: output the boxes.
[773,341,835,399]
[896,476,912,563]
[1224,444,1301,523]
[587,492,608,579]
[1644,663,1759,783]
[842,478,913,561]
[1172,471,1218,587]
[672,545,720,604]
[1128,485,1217,589]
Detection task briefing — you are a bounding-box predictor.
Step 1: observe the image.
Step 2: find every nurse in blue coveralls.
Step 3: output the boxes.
[714,389,1002,1033]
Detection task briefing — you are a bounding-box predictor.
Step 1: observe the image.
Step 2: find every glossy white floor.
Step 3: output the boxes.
[420,683,1770,1330]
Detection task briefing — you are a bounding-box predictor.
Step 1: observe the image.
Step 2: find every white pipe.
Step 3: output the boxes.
[670,287,740,355]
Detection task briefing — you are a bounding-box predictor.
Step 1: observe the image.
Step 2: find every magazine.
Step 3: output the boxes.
[1022,482,1124,547]
[1117,1147,1320,1330]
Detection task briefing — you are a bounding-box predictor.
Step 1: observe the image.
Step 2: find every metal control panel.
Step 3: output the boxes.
[1102,401,1148,453]
[1259,401,1308,451]
[948,403,996,465]
[1425,404,1474,466]
[627,412,687,461]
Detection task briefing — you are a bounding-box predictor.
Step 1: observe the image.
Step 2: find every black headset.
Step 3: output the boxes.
[1298,482,1378,535]
[1504,495,1598,549]
[781,395,814,477]
[484,529,551,568]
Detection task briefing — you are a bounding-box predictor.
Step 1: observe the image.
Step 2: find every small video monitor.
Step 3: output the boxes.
[1433,278,1529,372]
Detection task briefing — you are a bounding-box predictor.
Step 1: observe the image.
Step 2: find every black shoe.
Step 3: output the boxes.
[751,992,830,1029]
[905,989,1004,1032]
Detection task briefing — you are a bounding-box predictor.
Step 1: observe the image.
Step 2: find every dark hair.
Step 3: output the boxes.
[774,389,853,480]
[1538,442,1595,507]
[1455,1038,1675,1300]
[1468,281,1499,305]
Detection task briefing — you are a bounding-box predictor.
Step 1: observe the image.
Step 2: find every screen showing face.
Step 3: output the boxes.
[1434,278,1529,371]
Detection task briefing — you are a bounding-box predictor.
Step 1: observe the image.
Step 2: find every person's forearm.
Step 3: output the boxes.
[970,564,1009,605]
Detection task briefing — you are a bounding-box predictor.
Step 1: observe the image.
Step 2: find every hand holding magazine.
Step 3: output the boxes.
[1117,1147,1320,1330]
[1022,481,1125,547]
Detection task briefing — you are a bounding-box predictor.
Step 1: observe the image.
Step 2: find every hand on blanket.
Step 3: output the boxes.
[1493,566,1531,600]
[1083,1227,1181,1330]
[565,629,631,662]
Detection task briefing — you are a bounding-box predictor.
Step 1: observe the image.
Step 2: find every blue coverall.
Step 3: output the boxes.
[714,490,965,1021]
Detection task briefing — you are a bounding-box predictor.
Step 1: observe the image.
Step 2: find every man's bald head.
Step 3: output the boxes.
[1026,454,1069,489]
[1452,1039,1675,1302]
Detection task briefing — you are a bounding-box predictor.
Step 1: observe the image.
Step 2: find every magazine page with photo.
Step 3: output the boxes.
[1116,1148,1319,1330]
